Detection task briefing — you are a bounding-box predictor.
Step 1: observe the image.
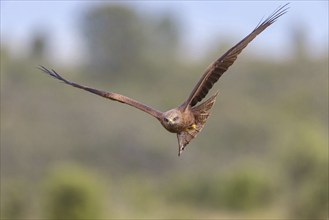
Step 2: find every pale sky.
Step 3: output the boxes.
[1,1,328,64]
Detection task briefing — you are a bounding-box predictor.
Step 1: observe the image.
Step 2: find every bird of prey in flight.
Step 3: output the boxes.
[40,4,288,156]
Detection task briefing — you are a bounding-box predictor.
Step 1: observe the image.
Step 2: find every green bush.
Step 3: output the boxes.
[167,166,276,212]
[290,166,328,219]
[220,167,276,211]
[165,174,220,209]
[1,180,28,219]
[277,124,328,218]
[43,163,104,219]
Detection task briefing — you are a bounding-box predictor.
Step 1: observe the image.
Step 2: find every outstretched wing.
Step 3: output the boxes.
[181,3,289,109]
[39,66,163,119]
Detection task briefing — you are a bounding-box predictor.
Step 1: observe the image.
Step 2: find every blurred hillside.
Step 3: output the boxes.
[1,4,328,219]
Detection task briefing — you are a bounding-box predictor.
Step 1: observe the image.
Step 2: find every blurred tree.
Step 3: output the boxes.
[166,166,276,212]
[278,124,328,219]
[1,180,28,219]
[290,164,328,219]
[30,31,47,61]
[81,5,147,77]
[165,175,221,209]
[80,5,180,79]
[140,12,181,82]
[43,163,104,219]
[290,23,308,61]
[144,12,180,60]
[279,124,327,186]
[219,167,275,211]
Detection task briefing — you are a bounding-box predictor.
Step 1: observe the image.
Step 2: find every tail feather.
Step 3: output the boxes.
[177,91,219,156]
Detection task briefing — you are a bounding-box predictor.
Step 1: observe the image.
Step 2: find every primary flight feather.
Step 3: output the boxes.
[40,4,289,156]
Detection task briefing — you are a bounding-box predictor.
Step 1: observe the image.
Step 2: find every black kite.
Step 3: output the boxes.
[40,4,289,156]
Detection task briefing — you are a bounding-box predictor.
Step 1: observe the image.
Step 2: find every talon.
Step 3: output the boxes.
[185,124,196,131]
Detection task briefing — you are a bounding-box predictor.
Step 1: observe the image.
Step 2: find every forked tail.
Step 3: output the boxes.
[177,91,219,156]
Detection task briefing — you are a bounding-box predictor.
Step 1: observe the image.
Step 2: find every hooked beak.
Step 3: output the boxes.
[164,117,174,125]
[167,118,174,126]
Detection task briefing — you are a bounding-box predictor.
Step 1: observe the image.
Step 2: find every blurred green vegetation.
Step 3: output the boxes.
[43,163,104,219]
[1,4,328,219]
[1,179,28,219]
[167,165,277,212]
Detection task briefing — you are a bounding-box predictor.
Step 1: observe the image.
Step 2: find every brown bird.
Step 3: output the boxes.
[39,4,288,156]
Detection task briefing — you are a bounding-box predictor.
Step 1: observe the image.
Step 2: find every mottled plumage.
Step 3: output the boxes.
[39,4,288,156]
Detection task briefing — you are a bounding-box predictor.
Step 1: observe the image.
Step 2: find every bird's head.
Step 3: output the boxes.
[162,109,182,132]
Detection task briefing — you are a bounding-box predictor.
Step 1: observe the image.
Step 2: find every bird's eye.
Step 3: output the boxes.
[164,118,169,122]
